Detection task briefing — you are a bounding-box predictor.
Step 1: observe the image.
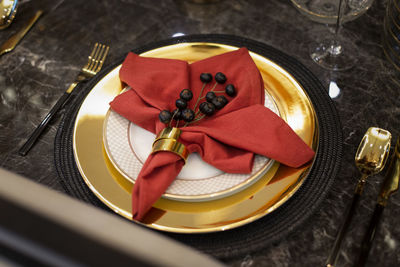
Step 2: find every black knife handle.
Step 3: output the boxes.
[354,204,385,267]
[18,92,71,156]
[326,193,361,267]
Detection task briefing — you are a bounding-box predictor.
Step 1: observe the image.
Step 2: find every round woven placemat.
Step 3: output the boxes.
[54,34,342,260]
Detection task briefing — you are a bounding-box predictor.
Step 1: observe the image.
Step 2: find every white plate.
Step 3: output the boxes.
[103,90,280,202]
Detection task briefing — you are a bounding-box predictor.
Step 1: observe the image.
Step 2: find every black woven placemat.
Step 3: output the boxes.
[54,34,342,260]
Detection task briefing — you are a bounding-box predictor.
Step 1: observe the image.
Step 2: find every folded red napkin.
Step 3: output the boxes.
[110,47,315,221]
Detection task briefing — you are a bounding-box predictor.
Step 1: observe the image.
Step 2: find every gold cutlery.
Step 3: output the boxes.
[18,43,110,156]
[0,9,43,56]
[355,136,399,267]
[0,0,18,30]
[326,127,392,267]
[0,0,65,57]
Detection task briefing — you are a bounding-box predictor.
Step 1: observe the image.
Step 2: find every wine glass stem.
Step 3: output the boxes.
[334,0,344,36]
[328,0,345,57]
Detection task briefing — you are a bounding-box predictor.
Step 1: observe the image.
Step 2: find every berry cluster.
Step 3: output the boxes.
[158,72,236,127]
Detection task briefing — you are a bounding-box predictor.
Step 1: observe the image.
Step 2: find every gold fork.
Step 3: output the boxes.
[19,43,110,156]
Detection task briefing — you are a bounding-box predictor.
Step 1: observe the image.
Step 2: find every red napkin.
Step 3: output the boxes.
[110,47,315,220]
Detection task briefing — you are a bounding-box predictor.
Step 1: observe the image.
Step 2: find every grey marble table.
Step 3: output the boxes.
[0,0,399,266]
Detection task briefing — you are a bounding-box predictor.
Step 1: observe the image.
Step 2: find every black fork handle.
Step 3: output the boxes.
[18,92,72,156]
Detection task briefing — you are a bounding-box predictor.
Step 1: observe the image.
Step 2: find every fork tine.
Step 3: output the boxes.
[89,44,105,73]
[95,45,109,73]
[87,43,102,72]
[83,42,99,70]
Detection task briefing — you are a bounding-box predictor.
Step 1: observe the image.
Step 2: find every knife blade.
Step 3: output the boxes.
[0,0,65,57]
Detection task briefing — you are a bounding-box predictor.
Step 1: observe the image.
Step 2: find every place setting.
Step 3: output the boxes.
[1,0,398,265]
[46,34,343,258]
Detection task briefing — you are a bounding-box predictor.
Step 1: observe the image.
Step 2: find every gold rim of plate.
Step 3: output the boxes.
[73,42,319,233]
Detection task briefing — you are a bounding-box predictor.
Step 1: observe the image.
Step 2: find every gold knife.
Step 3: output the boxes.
[0,0,65,57]
[0,9,43,56]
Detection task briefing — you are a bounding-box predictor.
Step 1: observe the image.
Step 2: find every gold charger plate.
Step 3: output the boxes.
[73,42,318,233]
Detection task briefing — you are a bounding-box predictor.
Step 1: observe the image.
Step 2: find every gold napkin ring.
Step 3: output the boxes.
[152,127,182,146]
[151,127,188,162]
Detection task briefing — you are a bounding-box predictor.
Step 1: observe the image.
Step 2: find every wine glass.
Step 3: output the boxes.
[291,0,375,71]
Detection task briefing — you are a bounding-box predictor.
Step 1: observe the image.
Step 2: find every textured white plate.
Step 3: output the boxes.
[103,90,280,202]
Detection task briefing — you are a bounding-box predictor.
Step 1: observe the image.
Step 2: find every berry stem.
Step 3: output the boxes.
[183,111,203,127]
[198,84,221,100]
[210,82,218,92]
[192,83,206,112]
[169,110,178,127]
[187,114,206,125]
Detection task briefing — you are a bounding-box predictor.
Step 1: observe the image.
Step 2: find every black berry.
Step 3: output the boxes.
[215,72,227,84]
[172,109,182,120]
[175,98,187,109]
[180,89,193,101]
[199,102,215,116]
[159,110,172,123]
[181,109,195,122]
[225,84,236,97]
[206,91,216,103]
[211,95,228,109]
[200,73,213,83]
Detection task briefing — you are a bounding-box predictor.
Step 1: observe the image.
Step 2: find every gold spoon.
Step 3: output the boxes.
[355,136,399,267]
[326,127,392,267]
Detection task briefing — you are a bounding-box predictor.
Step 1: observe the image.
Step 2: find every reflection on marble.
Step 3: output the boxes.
[0,0,399,266]
[328,80,341,99]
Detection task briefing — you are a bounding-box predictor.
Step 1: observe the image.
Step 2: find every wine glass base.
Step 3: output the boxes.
[309,39,358,71]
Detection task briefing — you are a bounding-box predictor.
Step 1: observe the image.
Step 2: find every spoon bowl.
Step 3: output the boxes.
[0,0,18,30]
[355,127,392,191]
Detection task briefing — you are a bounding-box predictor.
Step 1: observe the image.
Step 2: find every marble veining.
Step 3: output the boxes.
[0,0,399,266]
